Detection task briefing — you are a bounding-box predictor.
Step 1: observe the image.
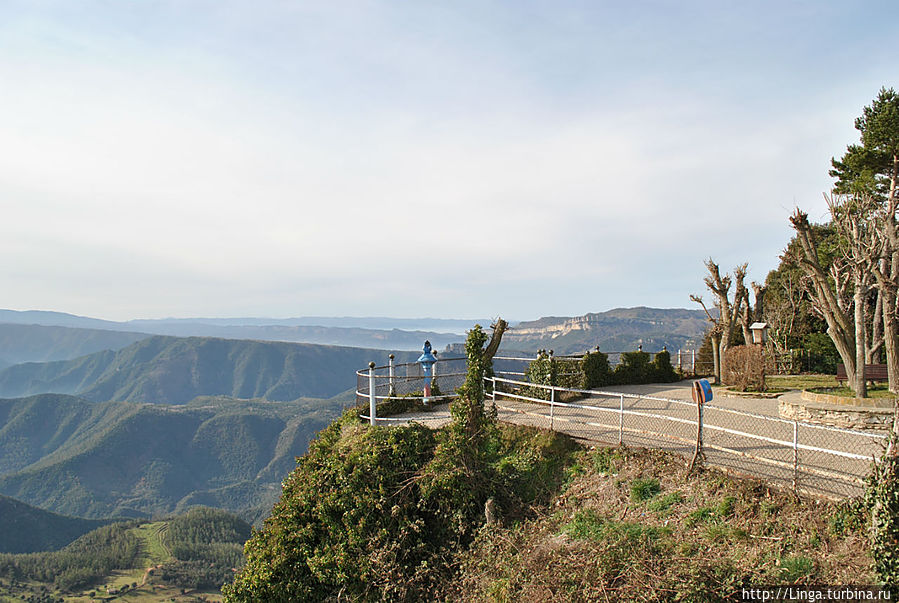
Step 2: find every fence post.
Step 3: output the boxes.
[550,386,556,431]
[792,420,799,493]
[549,349,555,387]
[689,382,704,471]
[618,394,624,446]
[368,362,377,426]
[678,349,683,372]
[692,349,696,374]
[388,354,395,397]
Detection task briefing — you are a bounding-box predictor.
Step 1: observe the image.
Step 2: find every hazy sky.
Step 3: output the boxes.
[1,1,896,321]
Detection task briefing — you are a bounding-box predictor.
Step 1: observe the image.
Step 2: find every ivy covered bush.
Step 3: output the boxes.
[522,352,583,400]
[224,325,579,602]
[867,427,899,586]
[523,349,679,394]
[582,350,612,389]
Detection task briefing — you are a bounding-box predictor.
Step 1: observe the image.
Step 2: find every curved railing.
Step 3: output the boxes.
[354,354,588,423]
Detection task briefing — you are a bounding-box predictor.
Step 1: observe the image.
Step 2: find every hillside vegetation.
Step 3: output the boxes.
[0,335,417,402]
[223,324,880,601]
[0,393,342,521]
[0,494,111,554]
[0,506,250,600]
[223,414,877,602]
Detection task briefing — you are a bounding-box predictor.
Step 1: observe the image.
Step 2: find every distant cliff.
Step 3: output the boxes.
[502,307,710,355]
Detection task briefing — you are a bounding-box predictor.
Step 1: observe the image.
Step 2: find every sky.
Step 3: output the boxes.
[1,1,897,322]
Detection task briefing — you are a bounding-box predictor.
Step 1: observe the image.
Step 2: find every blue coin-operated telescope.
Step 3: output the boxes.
[417,340,438,404]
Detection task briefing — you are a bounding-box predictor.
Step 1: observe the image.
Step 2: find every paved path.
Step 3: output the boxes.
[386,381,887,500]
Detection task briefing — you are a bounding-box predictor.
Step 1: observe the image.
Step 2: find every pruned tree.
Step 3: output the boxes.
[691,260,750,383]
[789,194,884,398]
[831,87,899,393]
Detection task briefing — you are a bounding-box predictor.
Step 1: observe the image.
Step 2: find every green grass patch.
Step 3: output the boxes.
[591,447,624,475]
[647,491,683,513]
[131,522,172,566]
[766,374,840,390]
[562,510,670,545]
[809,385,897,399]
[717,495,736,518]
[685,506,715,527]
[779,555,815,582]
[630,478,661,502]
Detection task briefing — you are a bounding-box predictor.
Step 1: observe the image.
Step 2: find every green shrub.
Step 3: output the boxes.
[582,350,612,389]
[866,431,899,585]
[651,350,679,383]
[614,351,654,384]
[522,353,582,400]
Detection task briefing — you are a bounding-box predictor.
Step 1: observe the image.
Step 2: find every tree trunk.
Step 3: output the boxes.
[883,285,899,394]
[711,334,721,383]
[869,287,884,364]
[718,338,728,384]
[854,283,868,398]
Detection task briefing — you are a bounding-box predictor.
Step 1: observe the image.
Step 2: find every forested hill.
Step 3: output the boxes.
[0,394,342,521]
[0,336,417,403]
[0,493,111,553]
[0,323,150,368]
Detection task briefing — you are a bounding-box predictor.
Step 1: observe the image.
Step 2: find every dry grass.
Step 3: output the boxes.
[445,446,873,602]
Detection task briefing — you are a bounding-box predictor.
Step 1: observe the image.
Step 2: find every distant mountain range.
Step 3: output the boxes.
[500,307,710,355]
[0,309,480,352]
[0,323,149,369]
[0,393,342,522]
[0,335,418,403]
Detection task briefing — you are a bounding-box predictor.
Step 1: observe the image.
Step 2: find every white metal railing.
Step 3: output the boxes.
[352,354,886,499]
[487,375,887,499]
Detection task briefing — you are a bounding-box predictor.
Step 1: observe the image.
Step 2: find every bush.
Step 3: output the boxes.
[582,351,612,389]
[522,353,582,400]
[652,350,679,383]
[867,428,899,586]
[724,345,766,391]
[801,333,840,374]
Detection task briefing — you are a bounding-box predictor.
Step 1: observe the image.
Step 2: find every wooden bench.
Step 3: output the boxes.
[836,363,888,383]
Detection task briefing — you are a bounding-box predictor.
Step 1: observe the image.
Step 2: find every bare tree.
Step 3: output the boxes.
[691,260,750,383]
[790,195,884,397]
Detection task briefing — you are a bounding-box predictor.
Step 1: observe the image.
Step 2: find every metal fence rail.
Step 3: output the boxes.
[354,357,888,499]
[488,376,886,499]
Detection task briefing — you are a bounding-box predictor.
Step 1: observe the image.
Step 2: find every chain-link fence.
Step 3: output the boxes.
[353,356,886,499]
[488,376,887,499]
[355,356,468,421]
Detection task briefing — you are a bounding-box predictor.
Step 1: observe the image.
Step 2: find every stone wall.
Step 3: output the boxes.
[779,399,896,431]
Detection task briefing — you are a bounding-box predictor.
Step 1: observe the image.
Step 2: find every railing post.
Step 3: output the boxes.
[388,354,395,397]
[618,393,624,446]
[792,420,799,493]
[368,362,376,426]
[549,349,555,387]
[550,386,555,431]
[678,349,683,372]
[692,349,696,374]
